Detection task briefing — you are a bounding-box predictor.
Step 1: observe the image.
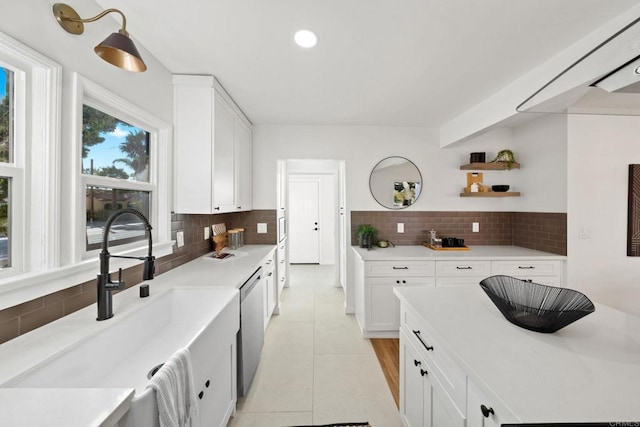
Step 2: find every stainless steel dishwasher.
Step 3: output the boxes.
[237,267,264,397]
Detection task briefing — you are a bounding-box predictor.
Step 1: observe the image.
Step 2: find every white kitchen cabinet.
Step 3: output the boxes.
[354,257,435,337]
[275,239,288,313]
[262,249,277,330]
[435,260,490,288]
[399,328,465,427]
[491,260,563,287]
[467,379,513,427]
[352,246,565,337]
[173,75,252,214]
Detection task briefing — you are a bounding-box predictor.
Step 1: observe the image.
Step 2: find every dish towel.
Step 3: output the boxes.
[146,348,198,427]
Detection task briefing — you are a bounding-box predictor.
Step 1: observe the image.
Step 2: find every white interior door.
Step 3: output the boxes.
[289,180,320,263]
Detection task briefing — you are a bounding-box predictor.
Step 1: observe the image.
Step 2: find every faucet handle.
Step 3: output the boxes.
[112,268,125,290]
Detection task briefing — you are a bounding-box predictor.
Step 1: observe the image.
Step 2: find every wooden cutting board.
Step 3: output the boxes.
[423,243,470,251]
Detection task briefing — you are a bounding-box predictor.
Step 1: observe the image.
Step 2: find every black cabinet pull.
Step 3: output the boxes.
[414,359,421,367]
[518,266,535,269]
[481,404,495,418]
[214,206,220,211]
[456,266,472,270]
[198,391,204,400]
[396,280,400,284]
[205,380,210,388]
[420,369,428,377]
[393,266,409,270]
[402,280,406,284]
[412,329,434,351]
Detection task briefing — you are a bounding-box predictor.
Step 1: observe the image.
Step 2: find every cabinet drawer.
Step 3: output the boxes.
[436,260,491,277]
[402,308,467,412]
[365,261,435,277]
[262,250,276,269]
[436,276,487,288]
[491,260,562,277]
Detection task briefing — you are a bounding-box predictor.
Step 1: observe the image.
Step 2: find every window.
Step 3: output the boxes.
[0,67,13,269]
[82,104,153,251]
[76,74,171,261]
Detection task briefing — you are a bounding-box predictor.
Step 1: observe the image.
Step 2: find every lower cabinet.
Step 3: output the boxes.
[467,379,514,427]
[197,342,236,427]
[262,249,277,330]
[400,329,465,427]
[369,277,435,332]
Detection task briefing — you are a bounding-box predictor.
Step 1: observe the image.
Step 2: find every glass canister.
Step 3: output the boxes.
[228,229,240,250]
[237,228,245,247]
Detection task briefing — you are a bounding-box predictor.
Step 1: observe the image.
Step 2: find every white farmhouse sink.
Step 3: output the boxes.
[4,286,240,427]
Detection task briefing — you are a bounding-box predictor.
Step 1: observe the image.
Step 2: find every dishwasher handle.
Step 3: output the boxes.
[240,268,262,302]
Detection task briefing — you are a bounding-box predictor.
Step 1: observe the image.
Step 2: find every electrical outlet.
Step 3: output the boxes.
[579,227,591,239]
[257,223,267,234]
[204,226,210,240]
[397,223,404,233]
[176,230,184,248]
[472,222,480,233]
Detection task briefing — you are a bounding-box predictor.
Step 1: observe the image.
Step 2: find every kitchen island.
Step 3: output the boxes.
[394,285,640,425]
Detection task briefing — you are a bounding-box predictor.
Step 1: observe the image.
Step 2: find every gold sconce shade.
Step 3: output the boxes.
[52,3,147,72]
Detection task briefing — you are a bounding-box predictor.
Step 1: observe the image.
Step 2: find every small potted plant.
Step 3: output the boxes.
[491,149,517,170]
[357,224,378,248]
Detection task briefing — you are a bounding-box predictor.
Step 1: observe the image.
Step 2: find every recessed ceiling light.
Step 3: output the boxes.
[294,30,318,48]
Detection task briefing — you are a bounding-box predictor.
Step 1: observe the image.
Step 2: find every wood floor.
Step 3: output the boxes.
[371,338,400,408]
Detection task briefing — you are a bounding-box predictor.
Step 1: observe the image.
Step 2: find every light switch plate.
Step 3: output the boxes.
[176,230,184,248]
[397,223,404,233]
[257,223,267,234]
[472,222,480,233]
[204,226,211,240]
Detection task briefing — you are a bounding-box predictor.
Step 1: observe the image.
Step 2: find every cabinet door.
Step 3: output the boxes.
[467,379,514,427]
[234,118,252,211]
[212,91,236,212]
[368,278,434,331]
[400,329,426,427]
[173,81,213,214]
[197,342,236,427]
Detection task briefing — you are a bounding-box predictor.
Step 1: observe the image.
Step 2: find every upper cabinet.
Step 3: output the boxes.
[173,75,253,214]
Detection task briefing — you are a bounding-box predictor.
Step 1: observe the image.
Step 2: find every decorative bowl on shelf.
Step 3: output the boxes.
[479,275,595,333]
[491,185,510,192]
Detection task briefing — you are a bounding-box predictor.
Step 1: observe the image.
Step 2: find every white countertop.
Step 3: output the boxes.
[0,388,135,427]
[0,244,275,427]
[352,244,565,261]
[394,286,640,423]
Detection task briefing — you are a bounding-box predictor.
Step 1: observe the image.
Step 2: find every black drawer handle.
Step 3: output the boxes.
[420,369,428,377]
[205,380,210,388]
[412,329,434,351]
[413,359,421,367]
[393,266,409,270]
[456,266,472,270]
[481,405,494,418]
[198,391,204,400]
[518,266,535,269]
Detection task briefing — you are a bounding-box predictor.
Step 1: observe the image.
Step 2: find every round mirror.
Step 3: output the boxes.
[369,156,422,209]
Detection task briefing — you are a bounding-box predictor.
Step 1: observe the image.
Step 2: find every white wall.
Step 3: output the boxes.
[253,123,566,214]
[568,114,640,316]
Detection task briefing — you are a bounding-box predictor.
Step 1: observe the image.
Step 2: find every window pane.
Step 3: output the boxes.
[0,67,13,164]
[86,186,150,251]
[82,105,150,182]
[0,177,10,268]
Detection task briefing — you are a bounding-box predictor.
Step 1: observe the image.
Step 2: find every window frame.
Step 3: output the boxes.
[72,74,171,262]
[0,32,60,281]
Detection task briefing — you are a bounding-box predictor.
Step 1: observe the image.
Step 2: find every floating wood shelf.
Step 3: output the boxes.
[460,162,520,170]
[460,192,521,197]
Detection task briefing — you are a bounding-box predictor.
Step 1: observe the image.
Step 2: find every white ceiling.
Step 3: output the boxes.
[97,0,640,127]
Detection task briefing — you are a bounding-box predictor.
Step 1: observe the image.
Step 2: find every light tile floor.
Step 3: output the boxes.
[228,264,402,427]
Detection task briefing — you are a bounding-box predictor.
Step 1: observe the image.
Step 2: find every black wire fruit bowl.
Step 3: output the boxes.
[479,275,595,333]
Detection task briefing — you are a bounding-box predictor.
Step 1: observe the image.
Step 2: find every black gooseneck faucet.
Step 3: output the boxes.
[96,208,155,321]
